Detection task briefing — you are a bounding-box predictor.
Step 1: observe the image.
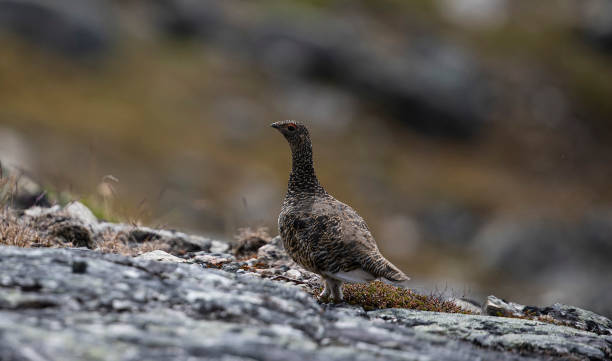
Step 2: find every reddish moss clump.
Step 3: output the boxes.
[322,281,473,314]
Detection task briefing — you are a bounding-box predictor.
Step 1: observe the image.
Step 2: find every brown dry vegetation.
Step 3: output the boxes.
[0,174,53,248]
[0,210,53,248]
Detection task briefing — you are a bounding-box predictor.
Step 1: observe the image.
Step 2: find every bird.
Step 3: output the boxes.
[271,120,410,302]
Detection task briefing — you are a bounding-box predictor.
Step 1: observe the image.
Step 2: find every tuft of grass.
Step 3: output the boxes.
[321,281,474,314]
[0,209,54,248]
[1,171,53,247]
[0,169,50,247]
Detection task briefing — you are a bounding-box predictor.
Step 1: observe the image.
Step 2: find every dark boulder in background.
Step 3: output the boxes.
[0,0,490,139]
[153,0,490,139]
[577,0,612,53]
[0,0,112,57]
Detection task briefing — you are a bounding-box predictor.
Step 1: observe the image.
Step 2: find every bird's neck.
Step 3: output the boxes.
[288,142,323,195]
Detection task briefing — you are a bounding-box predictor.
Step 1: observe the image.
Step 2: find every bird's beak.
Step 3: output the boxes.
[270,122,280,129]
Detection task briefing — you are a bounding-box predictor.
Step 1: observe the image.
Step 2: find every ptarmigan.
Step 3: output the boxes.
[272,120,410,302]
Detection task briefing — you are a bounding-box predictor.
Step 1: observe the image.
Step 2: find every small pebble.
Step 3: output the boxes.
[72,261,88,274]
[285,269,302,279]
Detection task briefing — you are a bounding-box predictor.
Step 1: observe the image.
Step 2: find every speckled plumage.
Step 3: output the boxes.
[272,120,410,302]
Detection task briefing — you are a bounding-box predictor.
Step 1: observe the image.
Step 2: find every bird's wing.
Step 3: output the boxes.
[296,196,410,284]
[310,196,379,252]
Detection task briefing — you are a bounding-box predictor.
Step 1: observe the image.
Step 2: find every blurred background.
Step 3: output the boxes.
[1,0,611,316]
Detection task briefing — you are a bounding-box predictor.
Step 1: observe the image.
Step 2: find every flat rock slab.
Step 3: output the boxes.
[0,247,610,361]
[136,249,188,263]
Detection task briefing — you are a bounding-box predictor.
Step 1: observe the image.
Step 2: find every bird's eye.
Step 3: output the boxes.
[287,125,296,132]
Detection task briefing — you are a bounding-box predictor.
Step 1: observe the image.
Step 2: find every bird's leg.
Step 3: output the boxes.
[319,276,332,299]
[319,277,344,302]
[329,278,344,303]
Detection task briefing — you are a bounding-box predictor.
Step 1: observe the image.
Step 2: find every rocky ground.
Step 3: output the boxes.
[1,202,611,361]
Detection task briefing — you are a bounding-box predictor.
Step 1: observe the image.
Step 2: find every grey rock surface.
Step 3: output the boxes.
[1,246,611,361]
[372,308,612,361]
[484,295,612,336]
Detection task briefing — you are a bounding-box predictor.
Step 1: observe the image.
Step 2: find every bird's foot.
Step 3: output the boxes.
[319,285,331,300]
[319,277,344,303]
[317,291,346,304]
[318,293,343,304]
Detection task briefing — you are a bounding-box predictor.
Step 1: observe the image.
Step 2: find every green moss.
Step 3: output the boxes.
[319,281,474,314]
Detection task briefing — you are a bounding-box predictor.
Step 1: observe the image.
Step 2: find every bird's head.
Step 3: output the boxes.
[271,120,310,151]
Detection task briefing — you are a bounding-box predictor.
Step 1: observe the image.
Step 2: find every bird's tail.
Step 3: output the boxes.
[381,277,411,289]
[362,252,411,288]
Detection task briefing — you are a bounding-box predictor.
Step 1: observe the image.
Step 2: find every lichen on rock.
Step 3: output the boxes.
[1,246,611,361]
